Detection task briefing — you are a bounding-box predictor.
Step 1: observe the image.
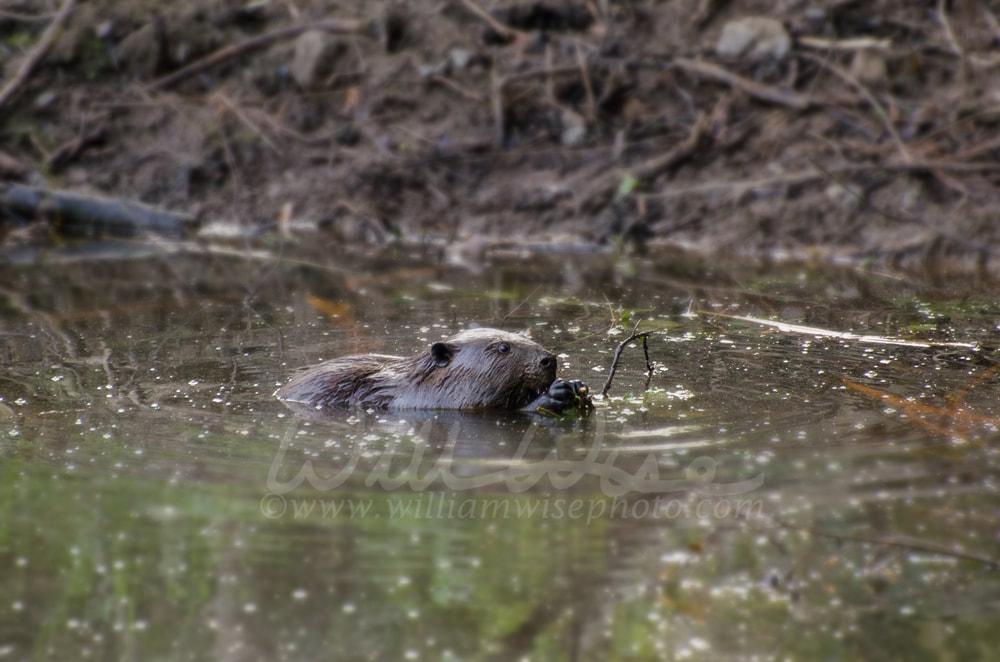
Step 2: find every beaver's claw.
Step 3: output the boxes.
[529,379,594,415]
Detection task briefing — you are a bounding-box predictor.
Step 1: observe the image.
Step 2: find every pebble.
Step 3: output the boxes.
[291,30,343,88]
[850,49,888,86]
[561,110,587,146]
[116,22,164,78]
[34,91,58,109]
[715,17,791,61]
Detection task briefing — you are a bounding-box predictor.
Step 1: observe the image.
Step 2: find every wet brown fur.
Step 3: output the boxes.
[276,328,558,409]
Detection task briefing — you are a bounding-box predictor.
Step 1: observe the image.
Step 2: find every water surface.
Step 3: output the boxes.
[2,247,998,660]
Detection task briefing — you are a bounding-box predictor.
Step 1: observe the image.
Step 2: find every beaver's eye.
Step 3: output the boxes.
[497,342,510,354]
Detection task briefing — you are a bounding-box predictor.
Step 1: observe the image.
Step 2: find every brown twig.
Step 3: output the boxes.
[210,91,281,153]
[984,6,1000,43]
[426,74,485,103]
[800,52,911,164]
[504,64,581,84]
[600,321,653,397]
[498,285,542,331]
[575,43,596,122]
[46,119,107,171]
[640,160,1000,201]
[673,57,817,110]
[936,0,964,59]
[0,9,58,22]
[490,67,505,148]
[544,42,555,103]
[490,63,586,146]
[0,0,77,111]
[578,112,710,210]
[458,0,523,41]
[148,19,369,92]
[641,333,656,389]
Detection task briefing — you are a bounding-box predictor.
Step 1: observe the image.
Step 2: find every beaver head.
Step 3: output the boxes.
[391,327,558,409]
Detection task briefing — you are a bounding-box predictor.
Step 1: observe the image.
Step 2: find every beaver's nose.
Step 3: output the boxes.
[540,355,556,370]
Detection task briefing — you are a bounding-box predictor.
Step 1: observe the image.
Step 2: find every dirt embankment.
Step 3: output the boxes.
[2,0,1000,270]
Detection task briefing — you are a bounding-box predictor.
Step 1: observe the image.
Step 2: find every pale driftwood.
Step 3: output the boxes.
[797,36,893,53]
[0,185,197,238]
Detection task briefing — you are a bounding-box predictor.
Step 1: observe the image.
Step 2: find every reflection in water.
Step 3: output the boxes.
[267,407,763,501]
[0,252,999,659]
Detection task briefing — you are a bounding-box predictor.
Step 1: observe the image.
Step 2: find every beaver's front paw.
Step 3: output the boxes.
[530,379,594,414]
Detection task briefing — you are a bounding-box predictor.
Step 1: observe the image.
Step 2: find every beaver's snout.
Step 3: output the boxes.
[533,353,558,392]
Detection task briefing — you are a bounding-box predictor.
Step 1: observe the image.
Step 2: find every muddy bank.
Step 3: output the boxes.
[2,0,1000,271]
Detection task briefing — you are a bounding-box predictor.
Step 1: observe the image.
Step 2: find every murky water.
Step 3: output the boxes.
[2,246,999,660]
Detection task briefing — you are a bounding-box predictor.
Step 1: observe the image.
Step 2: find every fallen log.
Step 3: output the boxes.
[0,185,198,239]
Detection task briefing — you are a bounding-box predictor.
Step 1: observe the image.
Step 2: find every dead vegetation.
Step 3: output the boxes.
[2,0,1000,271]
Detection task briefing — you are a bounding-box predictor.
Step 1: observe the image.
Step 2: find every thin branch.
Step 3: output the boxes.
[575,43,596,122]
[673,57,817,110]
[499,285,542,330]
[767,516,1000,569]
[936,0,965,59]
[426,74,485,103]
[458,0,524,41]
[148,19,369,92]
[0,0,77,111]
[577,112,710,209]
[800,52,911,164]
[504,64,581,84]
[640,160,1000,200]
[490,64,584,147]
[211,91,282,154]
[45,119,107,171]
[641,333,655,390]
[491,67,505,148]
[600,321,653,397]
[0,9,58,22]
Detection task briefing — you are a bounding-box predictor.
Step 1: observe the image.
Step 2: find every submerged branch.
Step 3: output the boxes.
[770,516,1000,569]
[709,312,979,350]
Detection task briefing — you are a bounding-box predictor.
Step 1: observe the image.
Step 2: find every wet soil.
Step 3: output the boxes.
[3,0,1000,271]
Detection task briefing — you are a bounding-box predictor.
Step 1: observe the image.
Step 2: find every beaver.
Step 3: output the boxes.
[276,327,591,412]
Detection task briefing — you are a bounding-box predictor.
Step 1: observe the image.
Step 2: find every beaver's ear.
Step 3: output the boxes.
[430,342,456,367]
